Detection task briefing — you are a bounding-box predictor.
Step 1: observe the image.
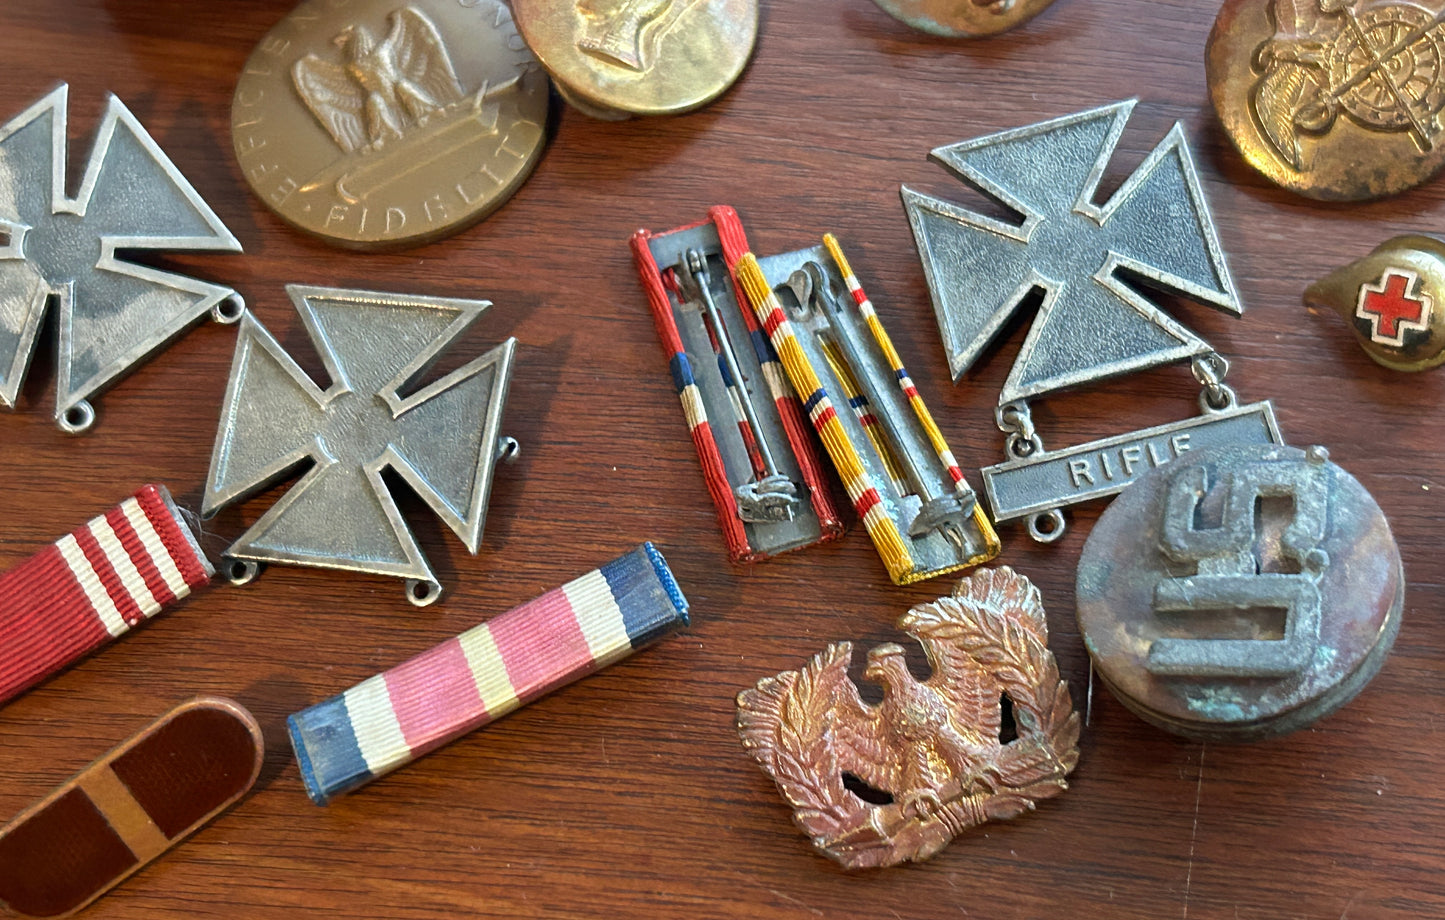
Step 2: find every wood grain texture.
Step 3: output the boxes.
[0,1,1442,918]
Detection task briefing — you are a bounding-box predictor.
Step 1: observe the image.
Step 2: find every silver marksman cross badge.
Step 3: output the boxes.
[901,100,1285,543]
[0,85,242,433]
[203,285,518,606]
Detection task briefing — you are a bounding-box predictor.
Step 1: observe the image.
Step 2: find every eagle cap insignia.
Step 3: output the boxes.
[736,567,1079,869]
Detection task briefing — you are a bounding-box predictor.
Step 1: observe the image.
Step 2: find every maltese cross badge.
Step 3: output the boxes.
[901,100,1284,543]
[203,285,518,606]
[0,85,242,433]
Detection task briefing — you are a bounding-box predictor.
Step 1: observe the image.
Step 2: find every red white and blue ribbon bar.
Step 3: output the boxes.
[0,485,213,706]
[287,543,690,805]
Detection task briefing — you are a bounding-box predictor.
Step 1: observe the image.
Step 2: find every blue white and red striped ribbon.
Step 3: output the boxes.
[287,543,689,804]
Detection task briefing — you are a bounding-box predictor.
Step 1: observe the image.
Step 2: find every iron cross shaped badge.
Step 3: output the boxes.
[0,85,243,433]
[901,100,1284,543]
[203,285,518,606]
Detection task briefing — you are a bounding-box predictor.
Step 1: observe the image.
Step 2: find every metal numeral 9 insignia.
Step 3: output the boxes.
[1076,443,1403,741]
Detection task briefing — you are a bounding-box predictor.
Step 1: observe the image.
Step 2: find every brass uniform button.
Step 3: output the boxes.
[1207,0,1445,201]
[1077,444,1403,741]
[1305,233,1445,371]
[513,0,758,117]
[872,0,1058,37]
[231,0,550,250]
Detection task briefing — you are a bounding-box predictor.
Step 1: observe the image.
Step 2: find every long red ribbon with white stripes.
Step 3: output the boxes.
[0,485,212,705]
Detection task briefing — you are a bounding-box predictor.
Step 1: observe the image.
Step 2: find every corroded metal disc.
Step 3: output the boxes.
[872,0,1058,37]
[231,0,550,249]
[513,0,758,117]
[1077,443,1403,741]
[1207,0,1445,201]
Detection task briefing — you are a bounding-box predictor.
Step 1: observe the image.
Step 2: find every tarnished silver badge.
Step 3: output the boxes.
[0,85,243,432]
[203,285,517,606]
[901,100,1283,542]
[1076,443,1403,741]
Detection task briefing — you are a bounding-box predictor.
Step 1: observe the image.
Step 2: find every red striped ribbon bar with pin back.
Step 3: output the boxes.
[631,206,844,563]
[0,485,213,705]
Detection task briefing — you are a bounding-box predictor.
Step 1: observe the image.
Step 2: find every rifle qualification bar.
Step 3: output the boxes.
[981,401,1284,523]
[287,543,690,804]
[0,485,213,707]
[737,235,1000,585]
[631,207,844,563]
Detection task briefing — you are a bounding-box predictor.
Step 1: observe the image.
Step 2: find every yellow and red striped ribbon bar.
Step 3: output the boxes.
[734,254,915,581]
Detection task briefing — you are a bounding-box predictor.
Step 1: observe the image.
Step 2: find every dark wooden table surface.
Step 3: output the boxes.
[1,1,1442,917]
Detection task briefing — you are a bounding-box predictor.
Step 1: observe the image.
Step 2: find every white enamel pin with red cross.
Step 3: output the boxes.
[1355,268,1433,347]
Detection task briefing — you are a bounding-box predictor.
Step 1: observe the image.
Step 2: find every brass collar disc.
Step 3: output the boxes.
[1207,0,1445,201]
[513,0,758,116]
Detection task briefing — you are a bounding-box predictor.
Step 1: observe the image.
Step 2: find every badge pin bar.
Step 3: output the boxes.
[736,235,1000,585]
[632,207,844,563]
[287,543,689,804]
[980,401,1284,527]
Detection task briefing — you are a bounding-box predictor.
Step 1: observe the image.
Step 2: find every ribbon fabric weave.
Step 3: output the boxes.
[288,543,690,804]
[0,485,212,706]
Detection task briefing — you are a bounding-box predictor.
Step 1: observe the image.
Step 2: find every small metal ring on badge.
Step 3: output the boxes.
[225,558,261,586]
[1006,433,1043,460]
[496,436,521,465]
[1198,382,1239,414]
[212,293,246,325]
[406,579,443,607]
[1191,352,1230,385]
[1028,509,1066,543]
[58,401,96,435]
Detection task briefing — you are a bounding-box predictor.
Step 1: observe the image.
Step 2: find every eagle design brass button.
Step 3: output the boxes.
[1077,443,1403,741]
[512,0,758,116]
[872,0,1058,37]
[231,0,549,249]
[1207,0,1445,201]
[1304,233,1445,370]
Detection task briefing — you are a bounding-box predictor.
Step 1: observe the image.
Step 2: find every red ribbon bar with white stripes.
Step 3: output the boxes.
[0,485,213,705]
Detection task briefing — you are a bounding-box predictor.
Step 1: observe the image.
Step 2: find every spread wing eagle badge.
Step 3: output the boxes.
[736,567,1080,869]
[293,5,466,154]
